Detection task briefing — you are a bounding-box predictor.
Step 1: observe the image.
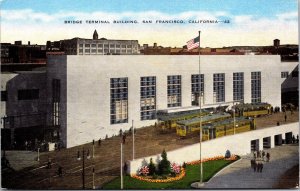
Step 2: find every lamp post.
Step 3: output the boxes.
[37,148,40,161]
[92,139,95,158]
[233,105,236,135]
[120,129,124,189]
[132,120,135,160]
[92,167,95,189]
[77,148,90,189]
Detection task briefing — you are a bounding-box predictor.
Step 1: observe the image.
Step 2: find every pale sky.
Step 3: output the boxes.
[0,0,298,47]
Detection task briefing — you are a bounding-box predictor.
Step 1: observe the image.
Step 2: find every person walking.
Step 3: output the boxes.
[284,114,287,122]
[47,157,52,169]
[98,138,101,146]
[253,160,257,172]
[266,152,270,162]
[262,151,265,161]
[260,162,263,173]
[58,166,63,177]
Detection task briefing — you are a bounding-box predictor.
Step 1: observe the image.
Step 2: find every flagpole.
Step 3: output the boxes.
[198,30,203,186]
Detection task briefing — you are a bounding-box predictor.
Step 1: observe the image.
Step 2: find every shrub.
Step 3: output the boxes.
[182,162,187,169]
[152,173,158,179]
[148,158,156,175]
[139,166,149,176]
[225,150,231,158]
[158,149,171,175]
[170,163,181,174]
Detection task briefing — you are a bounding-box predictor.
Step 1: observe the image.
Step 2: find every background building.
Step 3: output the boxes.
[46,30,140,55]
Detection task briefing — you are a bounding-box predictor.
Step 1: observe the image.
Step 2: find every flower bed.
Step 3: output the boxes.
[132,168,186,183]
[187,155,238,165]
[131,154,238,183]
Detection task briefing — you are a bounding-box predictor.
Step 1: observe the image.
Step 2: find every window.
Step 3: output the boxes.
[104,44,109,48]
[98,44,103,48]
[91,44,96,48]
[52,79,60,126]
[91,49,97,53]
[140,76,156,120]
[79,49,83,54]
[1,91,7,101]
[79,44,83,48]
[213,73,225,103]
[110,78,128,124]
[167,75,181,107]
[18,89,39,100]
[85,44,90,48]
[85,49,90,53]
[127,45,132,48]
[281,72,289,78]
[251,72,261,103]
[233,72,244,102]
[191,74,204,106]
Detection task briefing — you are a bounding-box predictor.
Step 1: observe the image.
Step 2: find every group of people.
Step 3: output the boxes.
[251,150,270,173]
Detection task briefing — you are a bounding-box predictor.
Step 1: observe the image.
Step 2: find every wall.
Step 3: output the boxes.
[46,55,67,147]
[48,55,284,148]
[1,72,47,128]
[1,73,18,128]
[128,122,299,174]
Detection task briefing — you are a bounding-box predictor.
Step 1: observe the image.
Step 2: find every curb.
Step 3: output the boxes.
[205,156,242,184]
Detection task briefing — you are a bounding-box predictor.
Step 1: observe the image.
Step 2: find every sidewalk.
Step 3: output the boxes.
[203,144,299,189]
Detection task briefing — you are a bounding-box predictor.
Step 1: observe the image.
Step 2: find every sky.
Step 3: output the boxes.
[0,0,298,47]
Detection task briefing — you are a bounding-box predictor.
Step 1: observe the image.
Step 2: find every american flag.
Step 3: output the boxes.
[187,36,200,50]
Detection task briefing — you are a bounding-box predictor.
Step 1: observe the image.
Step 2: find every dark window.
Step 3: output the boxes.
[281,71,289,78]
[18,89,39,100]
[1,91,7,101]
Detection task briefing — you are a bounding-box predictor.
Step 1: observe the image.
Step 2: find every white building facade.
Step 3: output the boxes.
[46,55,295,148]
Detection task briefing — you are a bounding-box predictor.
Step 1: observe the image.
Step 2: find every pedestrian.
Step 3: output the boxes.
[277,121,280,126]
[47,158,52,169]
[284,114,287,122]
[253,150,257,159]
[253,160,257,172]
[251,159,255,171]
[98,138,101,146]
[297,135,299,143]
[260,162,263,173]
[262,151,265,161]
[266,152,270,162]
[292,135,295,144]
[58,166,63,177]
[122,134,126,144]
[256,162,260,173]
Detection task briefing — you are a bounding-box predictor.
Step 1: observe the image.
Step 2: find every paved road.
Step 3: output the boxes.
[203,144,299,189]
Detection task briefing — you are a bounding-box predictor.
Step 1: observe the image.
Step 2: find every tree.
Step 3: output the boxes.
[158,149,171,175]
[148,158,156,175]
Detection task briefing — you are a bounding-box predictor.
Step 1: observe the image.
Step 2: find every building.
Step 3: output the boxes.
[45,55,298,148]
[46,30,140,55]
[141,43,244,55]
[0,41,46,64]
[1,54,298,149]
[1,71,48,149]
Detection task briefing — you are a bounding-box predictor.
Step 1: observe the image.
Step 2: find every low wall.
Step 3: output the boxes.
[128,122,299,174]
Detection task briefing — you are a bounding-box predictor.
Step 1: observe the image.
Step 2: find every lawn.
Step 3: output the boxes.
[103,158,237,189]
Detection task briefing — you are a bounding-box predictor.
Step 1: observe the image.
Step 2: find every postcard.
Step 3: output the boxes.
[1,0,299,190]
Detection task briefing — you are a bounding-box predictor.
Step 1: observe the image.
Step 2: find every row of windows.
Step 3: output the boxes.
[80,44,134,49]
[109,72,260,124]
